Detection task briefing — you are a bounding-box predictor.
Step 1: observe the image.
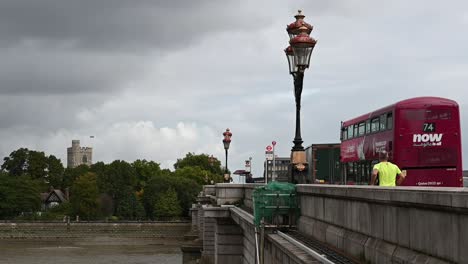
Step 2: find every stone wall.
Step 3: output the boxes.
[297,185,467,263]
[0,222,190,239]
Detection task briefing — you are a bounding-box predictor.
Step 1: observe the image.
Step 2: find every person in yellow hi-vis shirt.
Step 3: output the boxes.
[371,151,407,186]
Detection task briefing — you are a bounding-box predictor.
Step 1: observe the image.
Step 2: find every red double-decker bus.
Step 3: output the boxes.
[340,97,463,187]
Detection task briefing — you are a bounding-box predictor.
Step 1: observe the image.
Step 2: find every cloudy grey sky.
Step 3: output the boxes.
[0,0,467,179]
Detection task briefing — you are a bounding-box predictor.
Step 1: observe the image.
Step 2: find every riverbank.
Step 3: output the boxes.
[0,222,191,239]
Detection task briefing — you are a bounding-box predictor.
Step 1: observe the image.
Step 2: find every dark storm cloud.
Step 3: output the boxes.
[0,0,467,173]
[0,0,273,51]
[0,45,148,95]
[0,0,279,96]
[0,94,105,130]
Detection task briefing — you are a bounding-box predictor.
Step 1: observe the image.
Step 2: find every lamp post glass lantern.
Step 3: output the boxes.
[222,128,232,182]
[208,155,215,166]
[284,10,317,183]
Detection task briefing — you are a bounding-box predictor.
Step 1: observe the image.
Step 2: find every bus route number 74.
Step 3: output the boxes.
[423,123,436,132]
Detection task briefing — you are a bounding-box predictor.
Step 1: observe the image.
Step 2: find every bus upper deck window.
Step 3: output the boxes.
[380,114,386,130]
[358,122,365,136]
[348,125,353,139]
[371,118,379,132]
[387,113,393,130]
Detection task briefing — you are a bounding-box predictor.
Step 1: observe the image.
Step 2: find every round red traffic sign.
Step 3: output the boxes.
[266,145,272,151]
[272,141,277,146]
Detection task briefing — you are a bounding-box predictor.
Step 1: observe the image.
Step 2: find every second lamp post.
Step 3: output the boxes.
[222,128,232,182]
[284,10,317,183]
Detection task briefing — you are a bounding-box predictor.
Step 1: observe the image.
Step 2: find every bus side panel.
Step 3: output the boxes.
[341,131,394,163]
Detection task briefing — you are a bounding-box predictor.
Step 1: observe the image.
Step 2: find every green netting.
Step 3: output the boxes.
[252,181,299,227]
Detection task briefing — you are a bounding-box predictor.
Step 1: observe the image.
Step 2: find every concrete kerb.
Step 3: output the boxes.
[364,237,396,263]
[267,233,321,264]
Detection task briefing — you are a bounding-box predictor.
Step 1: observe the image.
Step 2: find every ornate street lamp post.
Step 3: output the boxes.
[284,10,317,183]
[222,128,232,182]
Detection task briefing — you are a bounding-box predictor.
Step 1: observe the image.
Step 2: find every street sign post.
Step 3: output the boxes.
[272,141,277,181]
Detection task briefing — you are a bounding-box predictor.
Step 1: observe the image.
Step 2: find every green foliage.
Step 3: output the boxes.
[115,189,145,220]
[70,172,100,220]
[1,148,65,188]
[47,155,65,188]
[1,148,29,176]
[172,176,201,216]
[142,173,201,218]
[63,165,90,188]
[38,203,72,220]
[97,160,137,195]
[0,173,41,218]
[90,162,106,178]
[1,148,217,221]
[99,193,114,217]
[174,153,224,176]
[173,166,223,185]
[154,188,182,218]
[141,175,171,219]
[96,160,137,216]
[132,159,161,190]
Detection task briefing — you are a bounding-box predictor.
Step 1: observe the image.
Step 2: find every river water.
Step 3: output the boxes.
[0,238,182,264]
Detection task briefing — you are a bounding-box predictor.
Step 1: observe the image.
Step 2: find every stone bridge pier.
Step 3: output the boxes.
[184,184,468,264]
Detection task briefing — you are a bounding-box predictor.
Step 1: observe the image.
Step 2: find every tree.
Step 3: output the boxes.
[70,172,100,220]
[96,160,137,216]
[1,148,65,188]
[1,148,29,176]
[132,159,161,190]
[142,175,172,219]
[27,150,48,180]
[154,188,182,218]
[0,172,41,218]
[173,166,222,185]
[99,193,114,217]
[171,175,202,216]
[90,162,106,178]
[174,153,224,176]
[63,164,90,188]
[115,188,145,220]
[47,155,64,188]
[142,173,201,218]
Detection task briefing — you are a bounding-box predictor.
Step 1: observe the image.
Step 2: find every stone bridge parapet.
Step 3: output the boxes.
[297,185,468,263]
[188,183,467,264]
